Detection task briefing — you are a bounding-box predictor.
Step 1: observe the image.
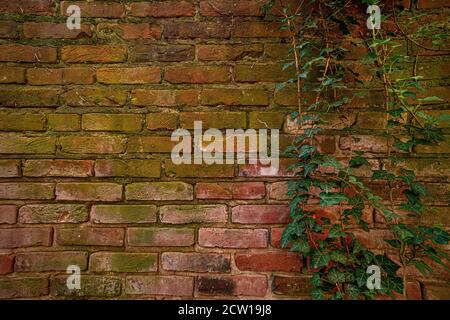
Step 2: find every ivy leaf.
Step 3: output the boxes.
[319,192,348,206]
[327,268,346,283]
[311,250,330,268]
[311,288,325,300]
[328,225,346,238]
[330,250,347,264]
[291,239,311,254]
[412,259,433,276]
[311,273,322,287]
[349,155,370,168]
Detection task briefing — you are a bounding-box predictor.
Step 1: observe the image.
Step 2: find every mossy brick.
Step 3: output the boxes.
[0,67,25,83]
[127,136,177,153]
[159,205,228,224]
[130,1,195,17]
[125,275,194,296]
[165,163,234,178]
[195,182,266,200]
[165,21,231,38]
[339,135,389,153]
[180,112,246,129]
[23,22,93,39]
[146,113,178,130]
[232,22,290,38]
[97,67,161,84]
[128,227,195,247]
[198,228,268,248]
[416,135,450,153]
[48,114,80,131]
[132,44,194,62]
[249,111,286,129]
[0,113,46,131]
[0,88,60,106]
[235,64,293,82]
[90,252,158,272]
[95,159,160,177]
[50,275,121,297]
[197,275,267,297]
[161,252,231,272]
[59,135,126,154]
[56,183,122,201]
[420,207,449,226]
[0,44,57,63]
[197,44,263,61]
[23,159,93,177]
[60,1,124,18]
[165,65,230,83]
[91,205,157,224]
[131,89,198,106]
[385,158,449,178]
[27,67,95,85]
[18,204,89,224]
[0,205,17,224]
[61,45,127,63]
[64,88,127,107]
[201,88,268,105]
[55,227,124,246]
[0,227,52,248]
[97,23,162,40]
[264,44,290,60]
[199,0,264,16]
[0,21,18,39]
[82,114,142,132]
[15,251,88,271]
[125,182,193,201]
[0,277,48,299]
[0,183,54,200]
[0,159,20,177]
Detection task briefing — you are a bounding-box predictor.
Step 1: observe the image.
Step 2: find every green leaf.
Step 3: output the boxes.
[319,192,348,206]
[311,288,325,300]
[327,268,346,283]
[311,250,330,268]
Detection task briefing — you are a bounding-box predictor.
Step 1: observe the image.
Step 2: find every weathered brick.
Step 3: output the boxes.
[0,254,14,274]
[90,252,157,272]
[197,275,267,297]
[0,205,17,224]
[201,88,268,105]
[264,44,290,60]
[200,0,264,16]
[91,205,157,224]
[51,275,120,297]
[0,21,18,38]
[165,164,235,178]
[165,66,230,84]
[19,204,88,224]
[162,252,230,272]
[235,64,293,82]
[125,182,193,201]
[97,67,160,84]
[197,44,263,61]
[232,205,290,224]
[0,227,52,248]
[180,112,246,129]
[64,88,127,106]
[132,44,194,62]
[128,228,194,247]
[339,135,389,153]
[353,229,395,250]
[198,228,268,248]
[0,67,25,83]
[272,276,311,296]
[56,183,122,201]
[126,275,193,296]
[417,0,450,9]
[95,159,160,178]
[132,89,198,106]
[127,136,177,153]
[160,205,228,224]
[0,44,57,63]
[416,135,450,154]
[27,67,95,85]
[249,111,286,129]
[164,22,231,39]
[61,1,124,18]
[0,0,54,15]
[385,158,449,179]
[0,277,48,299]
[196,182,265,200]
[97,23,162,40]
[147,113,178,130]
[232,22,290,38]
[0,88,60,106]
[235,252,301,272]
[55,228,124,246]
[239,158,296,177]
[130,1,195,17]
[82,114,142,132]
[48,114,80,131]
[15,251,88,271]
[268,181,290,200]
[0,183,54,200]
[0,160,20,177]
[61,45,127,63]
[23,22,92,39]
[423,283,450,299]
[23,160,93,177]
[59,135,126,154]
[0,135,55,154]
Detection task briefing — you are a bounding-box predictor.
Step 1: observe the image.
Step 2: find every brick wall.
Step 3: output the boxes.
[0,0,448,299]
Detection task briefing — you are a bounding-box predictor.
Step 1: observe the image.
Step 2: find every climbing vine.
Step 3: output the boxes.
[263,0,450,299]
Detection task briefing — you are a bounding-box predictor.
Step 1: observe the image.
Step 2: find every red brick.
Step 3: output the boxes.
[125,182,193,201]
[130,1,195,17]
[0,205,17,224]
[97,67,160,84]
[27,67,95,85]
[23,160,93,177]
[165,66,230,84]
[271,227,285,247]
[64,87,128,106]
[423,283,450,299]
[353,229,395,249]
[97,23,162,40]
[15,251,88,271]
[126,275,194,296]
[23,22,92,39]
[160,205,228,224]
[232,22,290,38]
[198,228,268,248]
[55,227,124,246]
[268,181,290,200]
[180,111,246,129]
[61,45,127,63]
[18,204,88,224]
[162,252,230,272]
[91,205,157,224]
[132,44,194,62]
[0,227,52,248]
[235,252,301,272]
[239,158,296,177]
[0,44,56,63]
[0,0,54,15]
[198,44,263,61]
[128,227,195,247]
[0,67,25,83]
[0,21,18,38]
[232,205,290,224]
[132,89,198,106]
[0,160,20,177]
[200,0,264,16]
[165,164,235,178]
[95,159,160,178]
[339,135,389,153]
[164,22,231,39]
[146,113,178,130]
[196,182,265,199]
[197,275,267,297]
[56,183,122,201]
[0,277,48,299]
[61,1,124,18]
[0,254,14,274]
[418,0,450,9]
[0,183,54,200]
